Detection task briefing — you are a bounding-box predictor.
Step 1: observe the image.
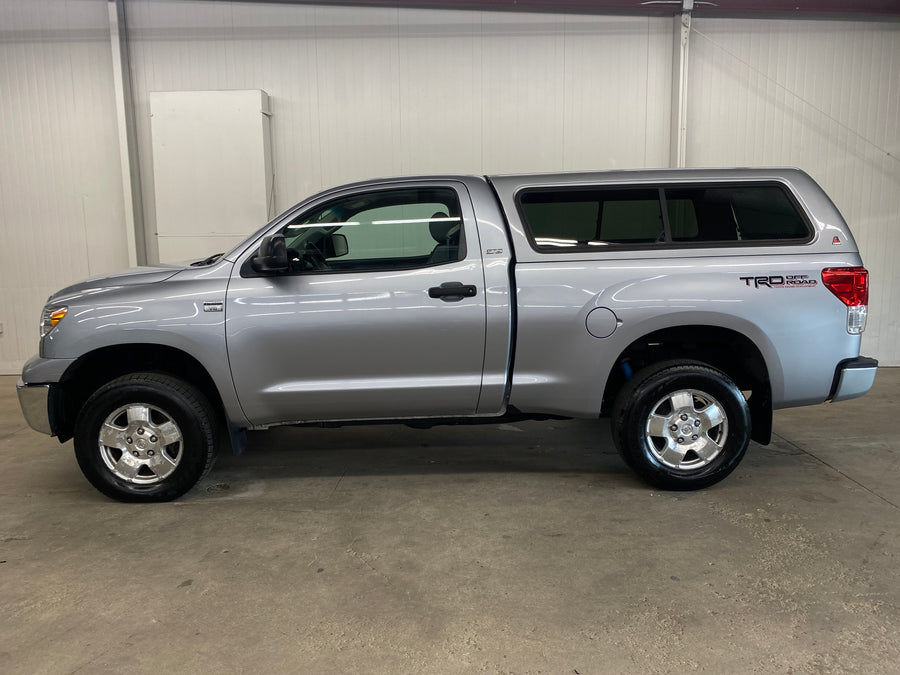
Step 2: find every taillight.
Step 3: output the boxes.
[822,267,868,334]
[822,267,868,306]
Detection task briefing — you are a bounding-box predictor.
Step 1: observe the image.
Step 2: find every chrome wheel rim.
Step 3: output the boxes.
[644,389,728,471]
[98,404,183,484]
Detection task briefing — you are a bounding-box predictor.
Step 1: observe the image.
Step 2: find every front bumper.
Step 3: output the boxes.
[16,379,53,435]
[16,355,76,437]
[829,356,878,403]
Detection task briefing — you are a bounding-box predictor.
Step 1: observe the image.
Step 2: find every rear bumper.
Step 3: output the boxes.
[829,356,878,403]
[16,379,53,435]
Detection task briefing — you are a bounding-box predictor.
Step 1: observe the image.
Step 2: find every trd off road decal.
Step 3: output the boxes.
[740,274,817,288]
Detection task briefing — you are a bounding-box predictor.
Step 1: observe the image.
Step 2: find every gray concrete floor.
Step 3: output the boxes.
[1,371,898,674]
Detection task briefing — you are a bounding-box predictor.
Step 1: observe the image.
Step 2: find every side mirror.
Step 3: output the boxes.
[251,234,289,273]
[321,233,349,259]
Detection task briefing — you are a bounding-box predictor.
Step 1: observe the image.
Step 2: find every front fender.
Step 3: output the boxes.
[40,267,247,427]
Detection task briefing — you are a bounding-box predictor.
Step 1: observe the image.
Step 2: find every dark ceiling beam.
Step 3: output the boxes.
[246,0,900,19]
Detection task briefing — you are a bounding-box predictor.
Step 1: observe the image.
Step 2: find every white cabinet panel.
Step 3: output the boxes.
[149,89,273,262]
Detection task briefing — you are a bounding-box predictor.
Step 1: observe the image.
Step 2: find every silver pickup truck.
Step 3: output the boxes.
[17,168,877,501]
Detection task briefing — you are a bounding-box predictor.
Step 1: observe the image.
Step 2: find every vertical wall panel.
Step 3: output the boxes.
[562,15,671,169]
[0,0,129,373]
[478,11,567,172]
[397,9,483,174]
[687,18,900,364]
[125,1,673,264]
[312,6,403,186]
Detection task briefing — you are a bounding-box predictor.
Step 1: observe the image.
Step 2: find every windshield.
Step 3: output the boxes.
[221,219,283,262]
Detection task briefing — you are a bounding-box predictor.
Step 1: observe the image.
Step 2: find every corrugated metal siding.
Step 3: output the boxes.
[687,18,900,364]
[0,0,129,373]
[125,1,673,262]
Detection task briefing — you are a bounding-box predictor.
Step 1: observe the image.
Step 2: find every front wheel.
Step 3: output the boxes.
[611,361,751,490]
[73,373,218,502]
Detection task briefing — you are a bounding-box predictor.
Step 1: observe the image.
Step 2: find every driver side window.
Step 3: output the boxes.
[282,187,464,273]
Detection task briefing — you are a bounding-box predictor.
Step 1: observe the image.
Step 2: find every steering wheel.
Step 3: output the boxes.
[305,249,328,270]
[287,248,330,272]
[287,247,328,271]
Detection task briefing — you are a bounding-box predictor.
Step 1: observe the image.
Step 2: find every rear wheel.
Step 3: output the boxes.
[74,373,217,502]
[611,361,750,490]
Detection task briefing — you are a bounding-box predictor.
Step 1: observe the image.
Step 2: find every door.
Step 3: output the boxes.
[226,182,486,426]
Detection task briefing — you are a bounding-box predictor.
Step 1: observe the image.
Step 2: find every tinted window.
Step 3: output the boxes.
[666,198,699,239]
[518,183,811,251]
[519,188,663,249]
[665,186,809,242]
[282,187,463,272]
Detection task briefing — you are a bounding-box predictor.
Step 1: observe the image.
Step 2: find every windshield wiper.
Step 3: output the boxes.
[191,252,224,267]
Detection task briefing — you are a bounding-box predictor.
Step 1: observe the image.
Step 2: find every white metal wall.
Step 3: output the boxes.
[0,0,130,374]
[687,17,900,364]
[1,1,899,373]
[125,1,674,263]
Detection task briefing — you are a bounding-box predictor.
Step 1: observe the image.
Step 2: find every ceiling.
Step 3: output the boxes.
[239,0,900,19]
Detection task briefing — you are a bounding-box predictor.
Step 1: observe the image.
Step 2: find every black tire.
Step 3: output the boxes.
[73,373,218,502]
[611,360,750,490]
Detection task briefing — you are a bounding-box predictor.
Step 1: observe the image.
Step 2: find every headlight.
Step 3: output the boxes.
[40,305,68,337]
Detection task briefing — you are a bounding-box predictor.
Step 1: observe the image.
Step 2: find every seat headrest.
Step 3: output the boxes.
[429,212,457,243]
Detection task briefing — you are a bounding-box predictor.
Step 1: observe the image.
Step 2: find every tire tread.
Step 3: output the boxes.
[74,372,218,502]
[610,360,750,490]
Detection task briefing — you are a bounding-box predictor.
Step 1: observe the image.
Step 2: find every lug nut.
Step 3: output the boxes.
[150,435,157,443]
[132,450,140,457]
[692,434,698,440]
[677,437,684,444]
[137,428,144,435]
[694,420,701,427]
[126,437,133,444]
[670,425,678,432]
[147,450,155,456]
[680,414,688,421]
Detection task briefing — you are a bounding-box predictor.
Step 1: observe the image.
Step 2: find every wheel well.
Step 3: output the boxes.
[602,326,772,444]
[52,344,225,443]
